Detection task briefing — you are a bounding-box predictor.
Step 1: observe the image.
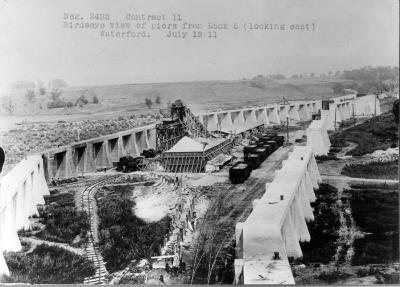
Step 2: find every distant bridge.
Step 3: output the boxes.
[196,100,321,133]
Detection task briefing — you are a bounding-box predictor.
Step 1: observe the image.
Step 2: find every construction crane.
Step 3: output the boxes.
[280,97,290,143]
[156,100,208,152]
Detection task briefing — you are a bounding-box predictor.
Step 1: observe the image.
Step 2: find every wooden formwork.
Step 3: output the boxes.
[162,138,232,173]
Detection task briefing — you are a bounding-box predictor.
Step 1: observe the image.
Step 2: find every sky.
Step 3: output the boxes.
[0,0,398,90]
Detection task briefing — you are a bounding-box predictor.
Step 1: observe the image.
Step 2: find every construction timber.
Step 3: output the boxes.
[162,137,232,173]
[156,100,208,152]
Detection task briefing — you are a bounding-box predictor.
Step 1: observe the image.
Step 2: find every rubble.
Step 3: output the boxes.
[0,116,157,166]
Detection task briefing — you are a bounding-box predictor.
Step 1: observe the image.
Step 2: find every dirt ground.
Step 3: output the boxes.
[294,115,399,285]
[181,145,292,283]
[131,178,180,223]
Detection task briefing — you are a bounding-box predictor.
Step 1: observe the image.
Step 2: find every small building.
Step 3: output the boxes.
[161,136,232,173]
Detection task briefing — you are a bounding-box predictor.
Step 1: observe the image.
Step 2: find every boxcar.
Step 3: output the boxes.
[253,148,268,161]
[243,144,258,156]
[229,162,252,184]
[244,153,263,169]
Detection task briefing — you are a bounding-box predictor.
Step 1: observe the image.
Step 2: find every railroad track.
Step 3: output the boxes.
[80,175,120,285]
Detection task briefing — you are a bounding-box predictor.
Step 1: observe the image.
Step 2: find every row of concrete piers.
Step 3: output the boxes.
[197,101,320,132]
[41,124,157,180]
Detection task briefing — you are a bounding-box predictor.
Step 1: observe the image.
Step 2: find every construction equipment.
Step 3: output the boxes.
[116,156,144,172]
[156,100,208,152]
[141,149,158,158]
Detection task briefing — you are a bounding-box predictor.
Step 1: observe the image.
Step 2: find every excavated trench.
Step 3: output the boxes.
[293,180,399,284]
[346,186,399,266]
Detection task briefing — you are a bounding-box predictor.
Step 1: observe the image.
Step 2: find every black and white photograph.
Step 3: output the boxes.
[0,0,399,285]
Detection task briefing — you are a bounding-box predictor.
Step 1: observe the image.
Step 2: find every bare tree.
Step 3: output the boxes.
[39,87,46,95]
[25,89,36,102]
[49,88,62,101]
[145,98,153,109]
[2,97,15,114]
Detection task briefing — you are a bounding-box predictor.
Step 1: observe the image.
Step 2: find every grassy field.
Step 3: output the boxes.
[96,191,171,272]
[330,112,398,156]
[341,160,398,180]
[299,184,340,265]
[348,188,399,266]
[0,78,347,128]
[2,244,95,284]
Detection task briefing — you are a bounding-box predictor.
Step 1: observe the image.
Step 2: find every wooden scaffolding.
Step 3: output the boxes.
[156,100,208,152]
[161,138,232,173]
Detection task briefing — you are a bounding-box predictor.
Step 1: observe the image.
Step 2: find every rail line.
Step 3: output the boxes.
[80,175,120,285]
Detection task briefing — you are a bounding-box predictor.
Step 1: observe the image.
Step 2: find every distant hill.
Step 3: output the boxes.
[71,78,349,113]
[0,78,352,120]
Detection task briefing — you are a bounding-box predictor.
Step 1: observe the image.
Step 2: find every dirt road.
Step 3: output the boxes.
[187,145,292,283]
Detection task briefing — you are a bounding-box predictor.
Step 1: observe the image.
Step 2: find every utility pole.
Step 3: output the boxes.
[374,94,377,117]
[281,96,290,144]
[334,106,337,130]
[286,116,289,144]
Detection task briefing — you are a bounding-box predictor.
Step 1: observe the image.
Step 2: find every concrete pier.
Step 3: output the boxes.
[0,93,381,278]
[353,94,381,117]
[234,146,321,284]
[197,100,321,133]
[0,155,50,276]
[41,124,157,180]
[197,94,378,136]
[306,120,331,156]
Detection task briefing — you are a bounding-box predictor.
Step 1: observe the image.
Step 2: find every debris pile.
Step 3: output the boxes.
[1,116,157,166]
[368,147,399,163]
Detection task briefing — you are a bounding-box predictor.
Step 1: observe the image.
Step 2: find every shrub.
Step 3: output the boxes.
[349,188,399,265]
[36,205,90,244]
[39,87,46,95]
[356,268,369,277]
[330,112,398,156]
[332,83,345,95]
[300,184,340,264]
[47,99,67,109]
[49,88,62,101]
[92,95,99,104]
[25,89,36,102]
[341,160,398,180]
[76,95,89,106]
[2,244,95,284]
[1,97,15,114]
[315,154,338,162]
[317,270,351,283]
[249,80,266,90]
[97,196,171,272]
[145,98,153,108]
